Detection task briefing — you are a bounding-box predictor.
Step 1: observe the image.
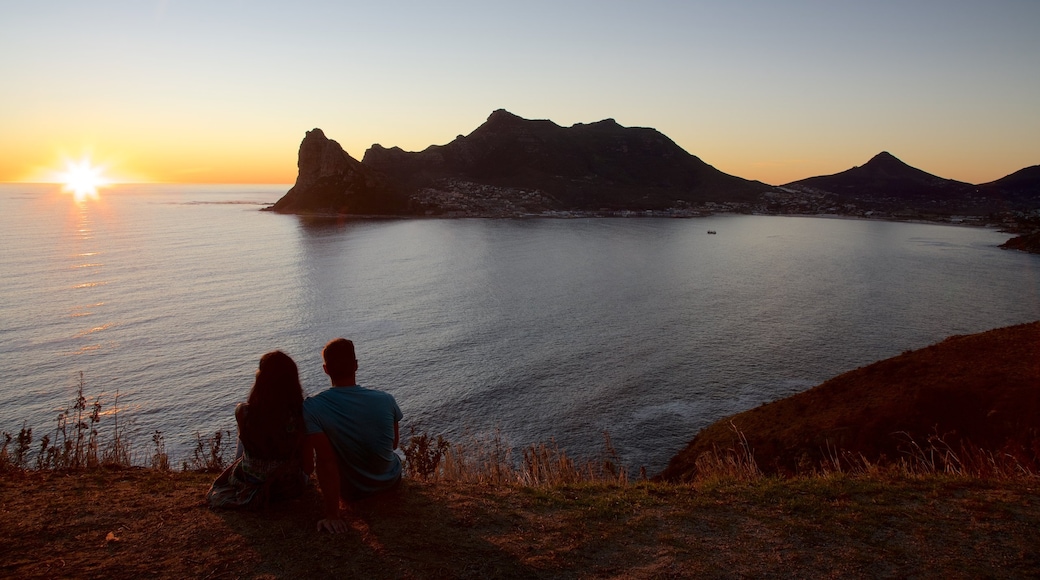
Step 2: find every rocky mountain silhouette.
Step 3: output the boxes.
[271,110,772,216]
[268,128,409,215]
[270,115,1040,219]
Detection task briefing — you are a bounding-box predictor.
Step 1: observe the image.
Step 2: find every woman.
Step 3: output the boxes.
[207,350,309,509]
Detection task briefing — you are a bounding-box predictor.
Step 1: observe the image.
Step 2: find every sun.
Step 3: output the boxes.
[58,157,110,201]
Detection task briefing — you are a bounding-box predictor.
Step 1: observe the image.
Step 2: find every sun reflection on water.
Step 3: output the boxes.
[58,184,114,361]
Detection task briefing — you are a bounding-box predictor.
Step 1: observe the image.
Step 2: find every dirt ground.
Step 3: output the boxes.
[1,468,1038,579]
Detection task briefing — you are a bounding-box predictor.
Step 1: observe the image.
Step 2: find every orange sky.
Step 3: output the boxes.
[2,2,1038,186]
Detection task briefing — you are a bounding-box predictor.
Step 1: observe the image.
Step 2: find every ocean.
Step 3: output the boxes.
[2,183,1038,474]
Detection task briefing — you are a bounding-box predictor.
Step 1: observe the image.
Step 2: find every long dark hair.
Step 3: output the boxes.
[245,351,304,449]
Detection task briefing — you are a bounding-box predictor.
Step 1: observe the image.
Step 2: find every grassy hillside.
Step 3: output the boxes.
[1,469,1038,578]
[3,322,1040,577]
[659,321,1040,480]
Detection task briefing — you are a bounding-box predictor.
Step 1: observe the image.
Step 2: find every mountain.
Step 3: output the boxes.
[781,151,989,214]
[268,128,409,215]
[270,110,773,216]
[658,321,1040,480]
[269,118,1039,219]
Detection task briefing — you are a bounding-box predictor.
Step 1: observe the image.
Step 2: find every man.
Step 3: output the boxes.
[303,338,403,533]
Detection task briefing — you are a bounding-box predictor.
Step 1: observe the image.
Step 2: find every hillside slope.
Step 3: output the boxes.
[978,164,1040,209]
[659,321,1040,480]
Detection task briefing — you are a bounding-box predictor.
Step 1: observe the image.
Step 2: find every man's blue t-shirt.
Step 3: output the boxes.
[302,385,403,497]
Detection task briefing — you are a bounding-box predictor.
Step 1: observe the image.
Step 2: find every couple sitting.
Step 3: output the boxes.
[207,338,402,533]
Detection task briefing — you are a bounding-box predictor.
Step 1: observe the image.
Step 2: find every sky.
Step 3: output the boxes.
[1,0,1038,186]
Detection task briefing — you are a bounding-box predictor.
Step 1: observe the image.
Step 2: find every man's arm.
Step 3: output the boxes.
[306,432,348,533]
[393,421,399,450]
[301,435,314,476]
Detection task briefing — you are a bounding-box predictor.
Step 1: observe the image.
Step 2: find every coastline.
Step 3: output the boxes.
[265,204,1020,233]
[268,205,1040,255]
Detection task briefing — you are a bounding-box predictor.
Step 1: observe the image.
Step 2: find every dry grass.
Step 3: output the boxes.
[0,373,131,472]
[1,468,1038,579]
[660,321,1040,481]
[402,427,630,487]
[8,387,1036,577]
[0,376,231,475]
[4,374,1036,487]
[4,322,1040,576]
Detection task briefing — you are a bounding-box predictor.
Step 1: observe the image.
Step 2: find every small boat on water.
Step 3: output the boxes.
[707,230,717,234]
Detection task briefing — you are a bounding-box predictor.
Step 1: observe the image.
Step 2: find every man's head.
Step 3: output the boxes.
[322,338,358,385]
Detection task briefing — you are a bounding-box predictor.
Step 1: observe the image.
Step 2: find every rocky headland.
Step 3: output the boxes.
[267,128,409,215]
[270,110,770,217]
[1000,230,1040,253]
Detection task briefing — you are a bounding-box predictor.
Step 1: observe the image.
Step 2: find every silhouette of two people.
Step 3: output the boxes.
[207,339,403,533]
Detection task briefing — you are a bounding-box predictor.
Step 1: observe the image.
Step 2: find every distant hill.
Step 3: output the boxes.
[270,110,772,216]
[658,321,1040,480]
[782,152,991,214]
[978,164,1040,210]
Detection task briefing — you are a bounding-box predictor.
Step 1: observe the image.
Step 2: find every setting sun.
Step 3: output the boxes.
[58,157,110,201]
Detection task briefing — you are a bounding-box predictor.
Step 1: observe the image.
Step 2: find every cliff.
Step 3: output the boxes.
[268,128,408,215]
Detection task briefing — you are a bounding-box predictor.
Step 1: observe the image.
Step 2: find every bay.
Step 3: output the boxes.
[1,183,1038,474]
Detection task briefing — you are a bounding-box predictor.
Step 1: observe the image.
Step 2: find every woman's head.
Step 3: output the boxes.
[248,350,304,415]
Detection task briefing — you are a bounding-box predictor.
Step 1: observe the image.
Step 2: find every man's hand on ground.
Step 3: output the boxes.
[317,518,349,534]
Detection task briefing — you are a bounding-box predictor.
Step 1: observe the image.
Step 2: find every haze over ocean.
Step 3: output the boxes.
[2,183,1038,473]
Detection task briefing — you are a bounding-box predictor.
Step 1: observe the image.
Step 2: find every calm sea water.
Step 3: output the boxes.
[2,183,1038,473]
